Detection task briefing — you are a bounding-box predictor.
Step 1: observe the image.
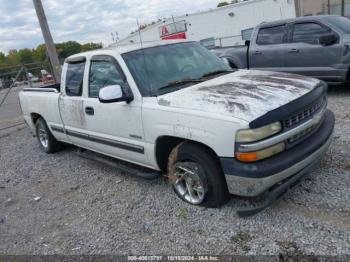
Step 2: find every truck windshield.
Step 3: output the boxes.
[122,42,232,96]
[324,16,350,34]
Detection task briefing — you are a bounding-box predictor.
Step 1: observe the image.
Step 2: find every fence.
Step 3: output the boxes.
[0,62,55,137]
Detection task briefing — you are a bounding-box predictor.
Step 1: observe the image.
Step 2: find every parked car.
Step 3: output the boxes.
[212,15,350,85]
[19,40,334,216]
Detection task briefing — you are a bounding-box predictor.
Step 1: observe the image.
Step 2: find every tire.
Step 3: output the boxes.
[167,142,229,208]
[35,118,62,153]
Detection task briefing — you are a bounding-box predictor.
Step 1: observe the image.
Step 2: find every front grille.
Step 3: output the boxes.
[288,125,317,144]
[283,96,326,129]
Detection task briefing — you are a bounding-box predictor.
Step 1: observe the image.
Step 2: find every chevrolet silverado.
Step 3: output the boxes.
[19,40,335,216]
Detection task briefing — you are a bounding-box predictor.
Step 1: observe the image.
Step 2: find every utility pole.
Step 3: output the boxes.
[341,0,345,16]
[33,0,61,83]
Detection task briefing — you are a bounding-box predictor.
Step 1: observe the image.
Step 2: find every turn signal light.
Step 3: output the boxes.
[235,152,258,162]
[235,142,285,162]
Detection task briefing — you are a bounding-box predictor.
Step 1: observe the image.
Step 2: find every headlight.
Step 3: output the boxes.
[235,122,282,143]
[235,142,285,162]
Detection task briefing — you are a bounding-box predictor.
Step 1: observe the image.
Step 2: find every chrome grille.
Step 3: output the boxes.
[283,96,326,129]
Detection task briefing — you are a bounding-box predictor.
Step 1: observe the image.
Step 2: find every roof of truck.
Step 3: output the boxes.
[66,39,193,61]
[258,15,341,28]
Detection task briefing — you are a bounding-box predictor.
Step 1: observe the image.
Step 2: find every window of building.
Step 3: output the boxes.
[200,37,215,48]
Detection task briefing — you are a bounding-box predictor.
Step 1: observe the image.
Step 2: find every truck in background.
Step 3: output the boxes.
[212,15,350,85]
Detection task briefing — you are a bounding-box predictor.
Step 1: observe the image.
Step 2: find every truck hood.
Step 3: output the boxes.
[157,70,321,123]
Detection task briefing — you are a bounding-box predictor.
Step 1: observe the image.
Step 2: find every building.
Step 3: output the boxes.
[116,0,296,48]
[295,0,350,17]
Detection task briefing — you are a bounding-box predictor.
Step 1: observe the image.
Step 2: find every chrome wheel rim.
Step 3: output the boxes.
[172,162,205,205]
[38,123,48,148]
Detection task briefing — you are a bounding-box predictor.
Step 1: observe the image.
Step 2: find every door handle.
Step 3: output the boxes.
[254,51,262,55]
[85,106,94,115]
[288,49,300,53]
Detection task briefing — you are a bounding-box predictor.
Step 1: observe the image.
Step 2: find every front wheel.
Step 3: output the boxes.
[35,118,62,153]
[167,142,229,208]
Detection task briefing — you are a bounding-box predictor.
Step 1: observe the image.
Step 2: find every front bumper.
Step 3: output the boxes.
[222,110,335,197]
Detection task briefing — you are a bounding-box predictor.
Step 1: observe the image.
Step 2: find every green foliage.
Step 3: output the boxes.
[0,41,102,68]
[18,48,34,64]
[33,44,47,62]
[56,41,82,60]
[81,42,103,52]
[217,1,230,7]
[6,50,19,66]
[0,52,6,67]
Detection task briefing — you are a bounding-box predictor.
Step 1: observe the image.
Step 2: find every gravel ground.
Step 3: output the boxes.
[0,86,349,256]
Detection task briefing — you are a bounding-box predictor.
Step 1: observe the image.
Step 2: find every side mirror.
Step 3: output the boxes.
[98,85,133,103]
[245,40,251,47]
[319,33,338,46]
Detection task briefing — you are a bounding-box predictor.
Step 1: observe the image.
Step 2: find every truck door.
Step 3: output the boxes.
[284,21,342,79]
[249,24,289,71]
[82,55,148,166]
[58,57,89,146]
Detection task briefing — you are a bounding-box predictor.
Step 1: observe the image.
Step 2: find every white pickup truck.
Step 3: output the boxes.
[19,40,335,216]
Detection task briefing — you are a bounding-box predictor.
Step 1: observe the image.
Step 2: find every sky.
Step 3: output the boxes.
[0,0,218,54]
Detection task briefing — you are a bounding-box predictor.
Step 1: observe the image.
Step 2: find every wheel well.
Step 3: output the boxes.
[155,136,219,172]
[30,113,43,125]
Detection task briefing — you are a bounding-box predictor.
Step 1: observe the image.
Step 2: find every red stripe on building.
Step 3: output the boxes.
[161,32,187,40]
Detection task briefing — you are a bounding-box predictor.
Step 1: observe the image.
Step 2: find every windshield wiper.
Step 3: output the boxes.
[201,70,233,78]
[158,79,203,91]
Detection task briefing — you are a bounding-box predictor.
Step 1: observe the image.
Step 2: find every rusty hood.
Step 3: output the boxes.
[157,70,322,122]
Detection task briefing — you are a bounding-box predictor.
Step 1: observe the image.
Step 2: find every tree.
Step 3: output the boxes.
[81,42,102,52]
[217,1,229,7]
[18,48,34,64]
[0,41,102,68]
[6,50,19,66]
[33,44,47,62]
[0,52,6,67]
[55,41,82,60]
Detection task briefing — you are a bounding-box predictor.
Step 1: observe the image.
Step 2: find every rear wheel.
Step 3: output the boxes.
[167,142,229,208]
[35,118,62,153]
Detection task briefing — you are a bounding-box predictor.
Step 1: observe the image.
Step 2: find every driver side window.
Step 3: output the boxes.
[89,60,124,98]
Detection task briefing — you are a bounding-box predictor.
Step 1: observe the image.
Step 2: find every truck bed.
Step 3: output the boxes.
[23,83,60,93]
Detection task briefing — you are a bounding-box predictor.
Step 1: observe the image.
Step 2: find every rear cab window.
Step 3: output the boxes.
[65,57,86,96]
[256,25,287,45]
[291,22,332,45]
